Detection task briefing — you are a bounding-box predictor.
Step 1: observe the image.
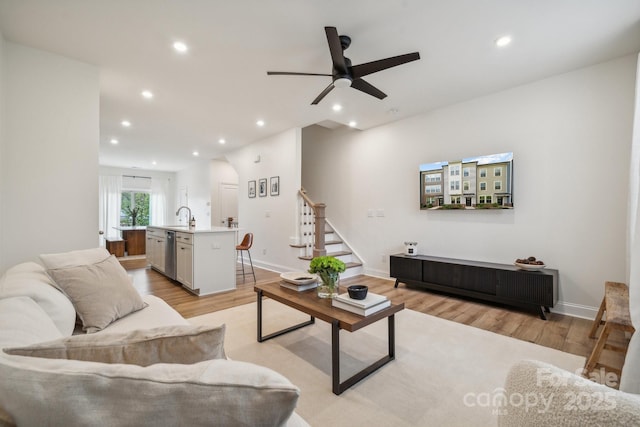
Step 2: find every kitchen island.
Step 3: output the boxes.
[113,226,147,255]
[146,225,238,296]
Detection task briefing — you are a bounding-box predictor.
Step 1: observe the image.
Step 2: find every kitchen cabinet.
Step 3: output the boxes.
[176,232,194,289]
[146,228,166,273]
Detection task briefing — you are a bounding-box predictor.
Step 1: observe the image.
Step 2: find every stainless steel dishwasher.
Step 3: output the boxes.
[164,230,177,280]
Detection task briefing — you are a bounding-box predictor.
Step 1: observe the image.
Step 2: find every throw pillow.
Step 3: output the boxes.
[5,324,226,366]
[39,247,111,270]
[47,255,145,333]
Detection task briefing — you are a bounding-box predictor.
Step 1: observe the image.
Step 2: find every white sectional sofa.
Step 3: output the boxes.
[0,248,308,427]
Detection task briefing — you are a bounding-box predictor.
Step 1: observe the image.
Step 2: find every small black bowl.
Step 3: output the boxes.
[347,285,368,300]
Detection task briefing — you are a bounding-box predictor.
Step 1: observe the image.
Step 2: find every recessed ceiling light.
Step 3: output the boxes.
[348,121,357,128]
[256,120,265,127]
[141,90,153,99]
[173,41,188,53]
[151,161,157,165]
[332,104,342,112]
[495,35,512,47]
[192,151,199,156]
[110,138,119,144]
[218,138,226,144]
[121,120,131,127]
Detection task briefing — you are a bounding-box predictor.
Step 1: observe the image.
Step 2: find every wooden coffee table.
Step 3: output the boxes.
[255,282,404,395]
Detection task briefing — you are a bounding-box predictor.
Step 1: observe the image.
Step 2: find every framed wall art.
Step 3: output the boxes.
[248,180,256,198]
[419,152,514,210]
[270,176,280,196]
[259,178,267,197]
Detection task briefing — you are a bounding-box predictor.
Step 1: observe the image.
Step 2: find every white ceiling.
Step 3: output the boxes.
[0,1,639,172]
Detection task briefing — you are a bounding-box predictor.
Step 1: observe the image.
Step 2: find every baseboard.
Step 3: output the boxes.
[551,301,598,320]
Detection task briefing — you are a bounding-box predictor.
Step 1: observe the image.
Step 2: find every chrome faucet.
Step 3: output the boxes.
[176,206,192,225]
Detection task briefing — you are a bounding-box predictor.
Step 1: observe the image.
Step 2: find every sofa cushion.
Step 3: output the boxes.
[0,297,63,349]
[102,294,189,333]
[5,324,226,366]
[47,255,145,333]
[0,262,75,336]
[39,247,111,269]
[0,357,300,427]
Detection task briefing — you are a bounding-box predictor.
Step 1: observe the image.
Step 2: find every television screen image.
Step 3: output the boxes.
[419,152,513,210]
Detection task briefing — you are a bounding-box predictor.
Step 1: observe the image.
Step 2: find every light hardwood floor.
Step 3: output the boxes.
[120,258,626,370]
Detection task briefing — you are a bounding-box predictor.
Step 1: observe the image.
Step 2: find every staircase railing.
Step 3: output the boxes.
[298,188,326,258]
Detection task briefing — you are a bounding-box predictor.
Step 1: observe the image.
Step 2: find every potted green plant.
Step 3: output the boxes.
[308,255,346,299]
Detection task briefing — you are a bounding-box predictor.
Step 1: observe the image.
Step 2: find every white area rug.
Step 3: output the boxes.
[189,300,584,427]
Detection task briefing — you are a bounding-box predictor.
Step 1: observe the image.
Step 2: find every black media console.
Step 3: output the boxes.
[390,254,558,319]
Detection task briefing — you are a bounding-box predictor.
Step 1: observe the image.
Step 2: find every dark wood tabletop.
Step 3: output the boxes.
[255,282,404,332]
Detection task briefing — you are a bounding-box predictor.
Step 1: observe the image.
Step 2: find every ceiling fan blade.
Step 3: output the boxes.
[351,52,420,79]
[351,78,387,100]
[311,82,335,105]
[325,26,348,75]
[267,71,332,76]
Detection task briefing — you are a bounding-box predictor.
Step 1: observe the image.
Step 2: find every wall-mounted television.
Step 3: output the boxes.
[420,152,513,210]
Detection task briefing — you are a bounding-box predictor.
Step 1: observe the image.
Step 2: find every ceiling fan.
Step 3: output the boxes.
[267,26,420,105]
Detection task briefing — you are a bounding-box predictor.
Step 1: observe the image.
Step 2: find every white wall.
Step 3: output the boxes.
[175,160,212,226]
[303,54,637,318]
[0,42,99,272]
[0,32,5,268]
[209,159,239,227]
[226,128,308,272]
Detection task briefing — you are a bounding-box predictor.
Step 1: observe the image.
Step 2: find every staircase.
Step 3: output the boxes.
[292,189,363,277]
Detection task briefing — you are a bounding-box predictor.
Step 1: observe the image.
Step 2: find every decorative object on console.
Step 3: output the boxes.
[347,285,368,300]
[404,241,418,256]
[308,256,346,299]
[514,256,546,271]
[419,152,513,210]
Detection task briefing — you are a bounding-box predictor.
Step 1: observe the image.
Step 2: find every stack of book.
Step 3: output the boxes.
[332,291,390,316]
[279,272,318,292]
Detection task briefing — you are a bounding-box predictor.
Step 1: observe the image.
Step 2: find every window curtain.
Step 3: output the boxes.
[98,175,122,246]
[150,178,168,226]
[621,53,640,393]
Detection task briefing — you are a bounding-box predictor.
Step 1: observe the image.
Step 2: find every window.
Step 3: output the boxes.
[451,196,461,204]
[425,173,441,183]
[480,182,486,191]
[121,191,150,226]
[463,168,470,177]
[486,196,492,203]
[450,165,460,176]
[494,167,502,177]
[463,181,470,191]
[450,181,460,191]
[494,181,502,190]
[480,169,487,178]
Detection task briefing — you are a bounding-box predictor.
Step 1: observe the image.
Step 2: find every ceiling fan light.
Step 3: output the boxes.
[334,77,352,88]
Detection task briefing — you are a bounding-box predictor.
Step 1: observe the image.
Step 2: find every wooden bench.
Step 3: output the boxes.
[585,281,635,377]
[105,238,125,258]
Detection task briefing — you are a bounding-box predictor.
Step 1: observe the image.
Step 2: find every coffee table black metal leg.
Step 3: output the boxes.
[256,290,314,342]
[332,314,397,395]
[332,320,341,395]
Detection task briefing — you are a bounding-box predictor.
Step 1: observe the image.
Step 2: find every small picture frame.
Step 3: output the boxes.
[248,180,256,198]
[270,176,280,196]
[258,178,267,197]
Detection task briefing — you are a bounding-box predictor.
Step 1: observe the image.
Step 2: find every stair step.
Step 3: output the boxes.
[298,250,352,261]
[344,262,362,269]
[325,240,343,245]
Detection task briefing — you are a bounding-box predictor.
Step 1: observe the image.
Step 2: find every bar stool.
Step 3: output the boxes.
[236,233,256,282]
